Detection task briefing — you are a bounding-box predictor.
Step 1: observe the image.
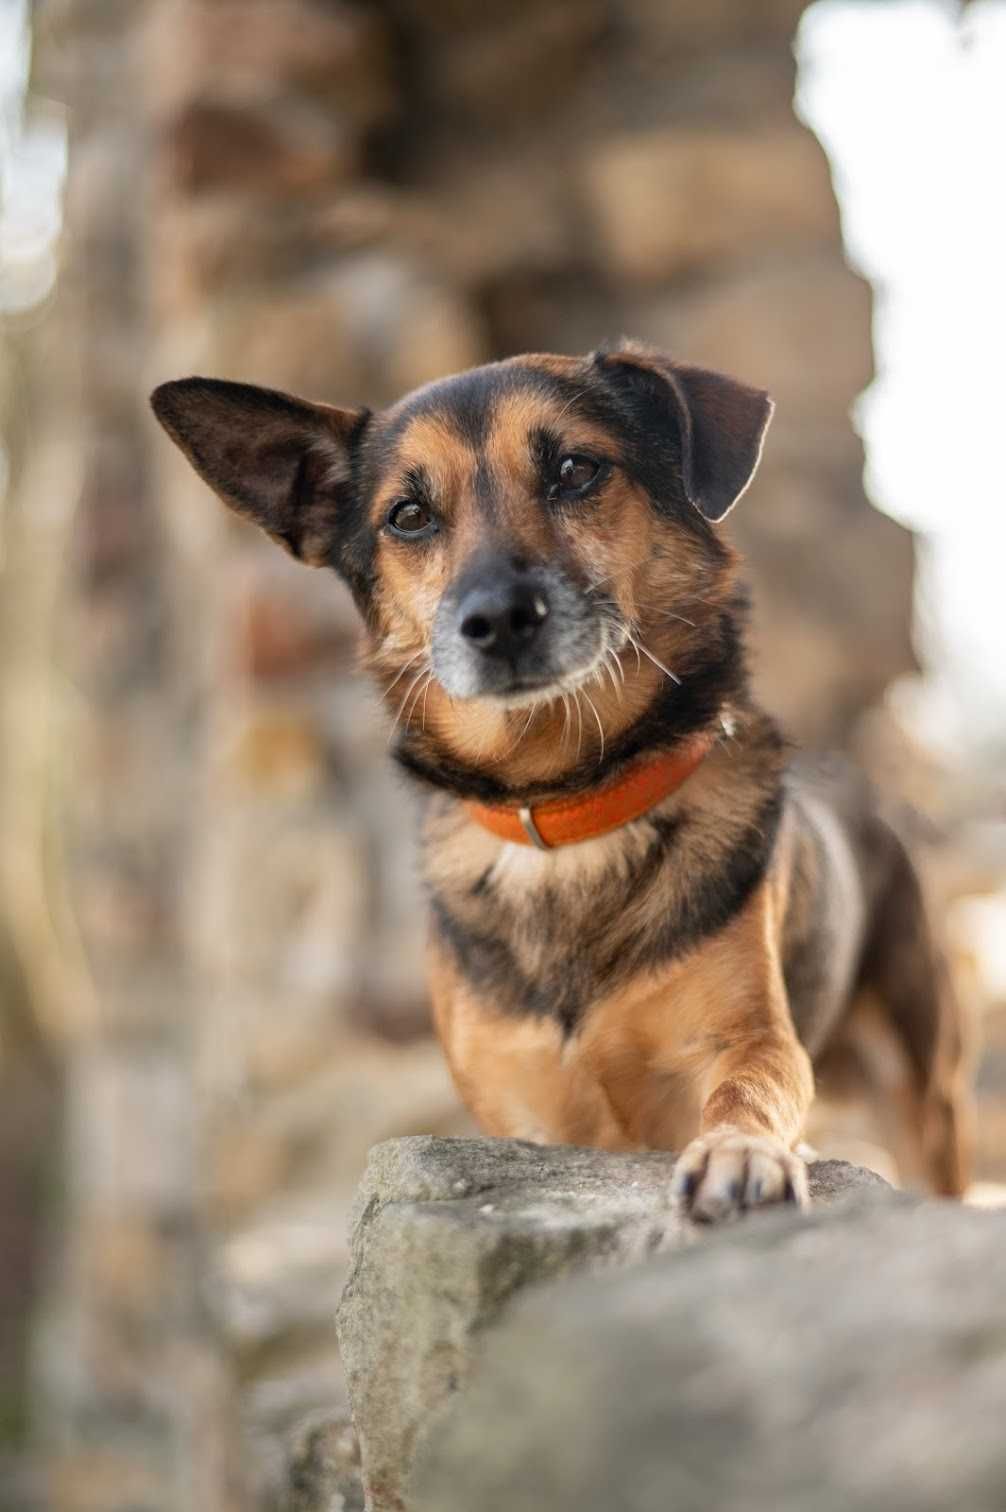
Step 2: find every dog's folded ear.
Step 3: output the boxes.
[150,377,369,566]
[593,341,773,522]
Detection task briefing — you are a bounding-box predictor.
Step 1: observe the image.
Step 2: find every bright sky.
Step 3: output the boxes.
[0,0,65,316]
[796,0,1006,759]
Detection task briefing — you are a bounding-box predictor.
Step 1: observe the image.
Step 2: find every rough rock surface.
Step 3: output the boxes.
[335,1136,891,1512]
[414,1198,1006,1512]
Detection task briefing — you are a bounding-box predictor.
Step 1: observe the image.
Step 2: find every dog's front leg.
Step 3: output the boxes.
[671,1034,813,1222]
[669,884,814,1223]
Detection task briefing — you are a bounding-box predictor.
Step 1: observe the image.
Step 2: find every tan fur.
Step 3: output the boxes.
[429,862,813,1205]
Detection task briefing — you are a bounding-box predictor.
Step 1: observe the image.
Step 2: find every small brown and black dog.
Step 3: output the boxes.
[152,342,973,1221]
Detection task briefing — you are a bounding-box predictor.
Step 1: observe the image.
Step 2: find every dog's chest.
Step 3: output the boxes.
[424,774,781,1033]
[427,822,685,1033]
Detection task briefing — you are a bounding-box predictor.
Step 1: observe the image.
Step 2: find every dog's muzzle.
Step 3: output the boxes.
[431,553,598,701]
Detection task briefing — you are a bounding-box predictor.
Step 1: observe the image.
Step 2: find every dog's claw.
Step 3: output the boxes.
[672,1129,809,1224]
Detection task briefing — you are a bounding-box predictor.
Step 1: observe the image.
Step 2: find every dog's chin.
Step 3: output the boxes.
[440,651,611,712]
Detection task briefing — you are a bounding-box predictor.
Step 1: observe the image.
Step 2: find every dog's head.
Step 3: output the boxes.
[152,344,771,791]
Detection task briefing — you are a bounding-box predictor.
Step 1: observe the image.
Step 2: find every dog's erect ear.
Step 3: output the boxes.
[150,377,369,566]
[594,342,773,522]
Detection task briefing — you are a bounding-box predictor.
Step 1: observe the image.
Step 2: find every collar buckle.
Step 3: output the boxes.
[518,805,550,850]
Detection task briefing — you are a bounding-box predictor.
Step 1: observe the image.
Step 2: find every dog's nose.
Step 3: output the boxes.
[458,581,550,658]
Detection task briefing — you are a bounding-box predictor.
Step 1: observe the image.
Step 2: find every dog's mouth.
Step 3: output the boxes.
[466,642,619,710]
[389,606,683,725]
[457,619,685,720]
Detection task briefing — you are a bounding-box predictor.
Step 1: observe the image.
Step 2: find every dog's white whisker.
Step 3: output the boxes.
[404,670,432,729]
[623,629,643,674]
[391,665,431,740]
[518,700,538,746]
[581,688,605,762]
[420,673,434,731]
[635,639,682,686]
[386,693,407,743]
[560,691,573,749]
[603,651,622,701]
[573,689,584,758]
[383,649,425,696]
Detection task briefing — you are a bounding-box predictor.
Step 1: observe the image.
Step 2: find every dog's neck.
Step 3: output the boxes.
[462,731,718,849]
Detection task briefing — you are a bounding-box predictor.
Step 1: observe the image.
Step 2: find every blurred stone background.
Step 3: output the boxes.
[0,1,1002,1509]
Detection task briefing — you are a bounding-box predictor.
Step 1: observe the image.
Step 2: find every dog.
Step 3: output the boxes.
[151,342,974,1221]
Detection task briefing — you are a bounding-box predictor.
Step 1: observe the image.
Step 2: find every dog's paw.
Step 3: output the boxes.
[671,1128,809,1224]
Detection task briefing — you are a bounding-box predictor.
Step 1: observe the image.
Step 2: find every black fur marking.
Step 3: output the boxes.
[631,789,783,975]
[530,425,562,485]
[430,790,779,1035]
[379,364,566,455]
[473,452,495,512]
[432,897,560,1023]
[649,813,689,845]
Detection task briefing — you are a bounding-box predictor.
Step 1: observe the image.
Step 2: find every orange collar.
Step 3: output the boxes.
[463,732,714,851]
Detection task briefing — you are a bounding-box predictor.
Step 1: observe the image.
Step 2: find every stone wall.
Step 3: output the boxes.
[324,1138,1006,1512]
[0,2,942,1509]
[333,1138,891,1512]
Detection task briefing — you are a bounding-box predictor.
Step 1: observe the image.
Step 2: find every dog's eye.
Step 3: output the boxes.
[552,454,602,500]
[388,499,437,538]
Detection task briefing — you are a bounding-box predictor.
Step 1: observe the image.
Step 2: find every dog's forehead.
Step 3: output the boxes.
[376,356,592,460]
